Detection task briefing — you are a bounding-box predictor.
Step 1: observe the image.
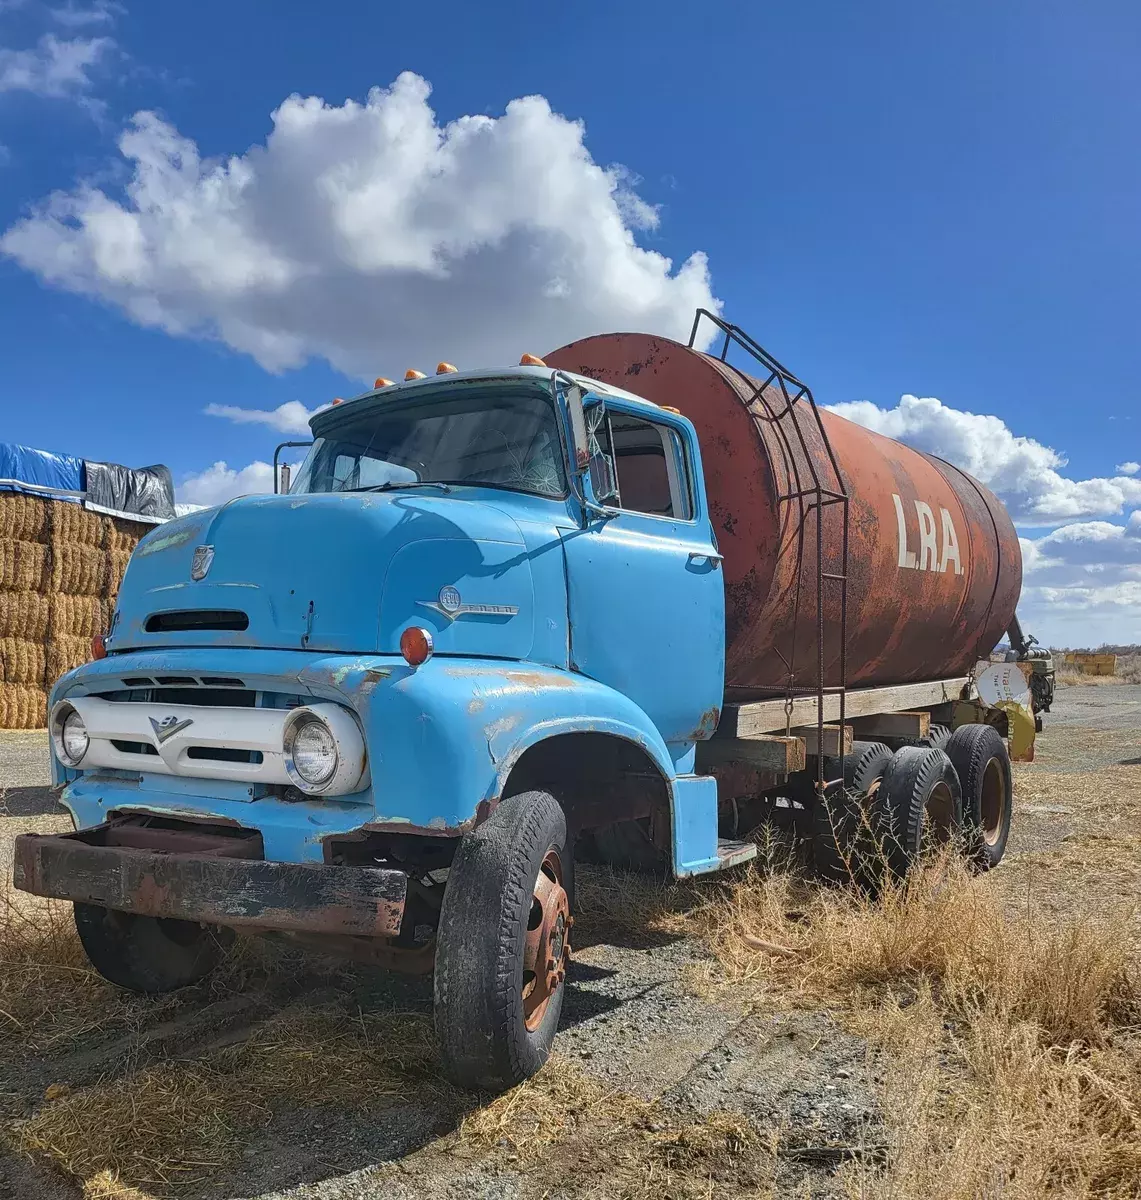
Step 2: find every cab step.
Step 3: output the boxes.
[716,838,758,869]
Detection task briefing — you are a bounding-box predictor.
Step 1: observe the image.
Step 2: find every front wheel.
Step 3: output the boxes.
[434,791,573,1092]
[74,903,233,993]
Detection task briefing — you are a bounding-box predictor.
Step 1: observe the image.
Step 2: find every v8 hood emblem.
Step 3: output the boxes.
[150,715,194,744]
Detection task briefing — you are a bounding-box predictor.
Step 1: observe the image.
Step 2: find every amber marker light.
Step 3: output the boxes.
[375,377,395,388]
[437,362,458,374]
[405,369,427,380]
[519,353,546,366]
[400,626,434,667]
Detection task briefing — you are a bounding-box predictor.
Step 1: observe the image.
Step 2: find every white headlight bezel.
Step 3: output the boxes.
[281,705,368,796]
[50,701,89,766]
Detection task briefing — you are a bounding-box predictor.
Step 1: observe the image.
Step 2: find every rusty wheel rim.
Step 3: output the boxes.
[980,758,1006,846]
[522,849,571,1032]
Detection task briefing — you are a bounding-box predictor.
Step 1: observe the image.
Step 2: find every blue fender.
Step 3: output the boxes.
[299,656,679,831]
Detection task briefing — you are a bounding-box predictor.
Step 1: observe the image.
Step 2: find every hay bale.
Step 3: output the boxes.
[0,539,50,592]
[49,594,109,640]
[108,549,132,597]
[49,544,107,596]
[0,493,50,542]
[51,502,108,548]
[0,592,50,640]
[0,682,48,729]
[109,517,148,554]
[0,638,47,686]
[47,636,91,684]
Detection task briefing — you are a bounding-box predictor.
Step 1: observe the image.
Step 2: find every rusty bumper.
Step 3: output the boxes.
[12,827,407,938]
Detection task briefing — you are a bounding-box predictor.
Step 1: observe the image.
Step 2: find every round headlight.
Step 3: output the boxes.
[53,705,89,765]
[285,716,338,789]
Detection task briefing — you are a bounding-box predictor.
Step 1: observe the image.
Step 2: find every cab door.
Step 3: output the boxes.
[559,402,725,746]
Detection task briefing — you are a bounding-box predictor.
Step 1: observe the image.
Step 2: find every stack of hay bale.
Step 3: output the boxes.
[0,493,149,729]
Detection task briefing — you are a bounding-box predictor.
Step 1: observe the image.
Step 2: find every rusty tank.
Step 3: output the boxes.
[546,331,1022,700]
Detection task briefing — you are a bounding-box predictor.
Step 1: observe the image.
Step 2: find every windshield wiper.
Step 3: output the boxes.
[345,480,452,494]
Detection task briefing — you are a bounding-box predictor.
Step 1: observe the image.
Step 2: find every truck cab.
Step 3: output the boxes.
[15,362,740,1091]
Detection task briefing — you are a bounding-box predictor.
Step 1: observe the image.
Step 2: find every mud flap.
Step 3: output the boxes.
[671,774,720,877]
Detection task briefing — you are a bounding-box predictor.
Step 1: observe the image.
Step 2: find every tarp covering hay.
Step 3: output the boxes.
[0,493,151,729]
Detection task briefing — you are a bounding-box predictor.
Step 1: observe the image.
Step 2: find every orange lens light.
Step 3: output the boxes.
[519,353,546,367]
[374,377,395,388]
[331,397,343,405]
[436,362,458,374]
[405,369,427,380]
[90,633,106,660]
[400,626,434,667]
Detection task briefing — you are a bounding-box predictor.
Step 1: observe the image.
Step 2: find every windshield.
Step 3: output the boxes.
[290,388,567,498]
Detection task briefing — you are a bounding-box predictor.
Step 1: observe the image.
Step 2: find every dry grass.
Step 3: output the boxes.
[687,854,1141,1199]
[457,1057,768,1199]
[16,1006,443,1195]
[1056,653,1141,687]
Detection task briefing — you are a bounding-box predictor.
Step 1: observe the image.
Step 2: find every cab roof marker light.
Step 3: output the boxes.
[374,377,395,388]
[405,369,427,380]
[436,362,458,374]
[520,353,546,367]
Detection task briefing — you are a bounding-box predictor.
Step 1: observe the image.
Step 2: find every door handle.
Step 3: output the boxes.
[688,551,723,566]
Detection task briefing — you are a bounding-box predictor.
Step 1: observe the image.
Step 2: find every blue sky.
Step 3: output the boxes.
[1,0,1139,644]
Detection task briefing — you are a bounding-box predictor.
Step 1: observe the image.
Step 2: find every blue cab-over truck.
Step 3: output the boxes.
[14,320,1027,1092]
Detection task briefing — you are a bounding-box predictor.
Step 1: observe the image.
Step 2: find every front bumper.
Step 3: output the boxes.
[13,823,407,937]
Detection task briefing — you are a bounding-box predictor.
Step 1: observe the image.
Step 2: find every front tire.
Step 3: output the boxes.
[434,791,572,1092]
[73,904,233,993]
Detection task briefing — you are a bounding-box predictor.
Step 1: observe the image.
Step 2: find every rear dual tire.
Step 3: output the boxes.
[944,723,1012,870]
[871,745,962,882]
[813,729,1012,884]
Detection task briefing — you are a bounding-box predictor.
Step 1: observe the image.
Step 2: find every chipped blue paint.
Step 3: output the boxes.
[51,369,729,878]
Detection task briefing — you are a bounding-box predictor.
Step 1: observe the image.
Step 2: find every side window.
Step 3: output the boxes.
[608,412,693,519]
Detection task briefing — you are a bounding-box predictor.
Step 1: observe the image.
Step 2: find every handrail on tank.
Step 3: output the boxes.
[688,309,850,796]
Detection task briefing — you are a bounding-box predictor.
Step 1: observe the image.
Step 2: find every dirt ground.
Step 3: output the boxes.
[0,685,1137,1200]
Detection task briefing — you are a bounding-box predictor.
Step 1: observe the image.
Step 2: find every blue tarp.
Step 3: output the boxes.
[0,442,84,499]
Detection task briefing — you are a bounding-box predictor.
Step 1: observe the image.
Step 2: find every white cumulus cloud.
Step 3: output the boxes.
[50,2,121,28]
[1017,512,1141,645]
[0,32,111,97]
[828,395,1141,526]
[203,400,317,436]
[1115,461,1140,476]
[179,460,275,507]
[1,71,719,379]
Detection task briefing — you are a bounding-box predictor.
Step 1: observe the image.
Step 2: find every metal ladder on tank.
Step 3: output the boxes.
[688,310,850,797]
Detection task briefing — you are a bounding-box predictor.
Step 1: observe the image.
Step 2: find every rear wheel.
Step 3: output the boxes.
[871,746,963,881]
[434,791,573,1092]
[74,904,233,993]
[924,724,952,750]
[944,724,1013,870]
[813,741,893,883]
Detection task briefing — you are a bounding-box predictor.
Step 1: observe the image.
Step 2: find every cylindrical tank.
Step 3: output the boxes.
[546,333,1021,699]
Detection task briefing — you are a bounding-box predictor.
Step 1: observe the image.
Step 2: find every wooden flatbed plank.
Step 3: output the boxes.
[793,724,852,757]
[718,677,971,739]
[696,734,806,774]
[851,710,930,740]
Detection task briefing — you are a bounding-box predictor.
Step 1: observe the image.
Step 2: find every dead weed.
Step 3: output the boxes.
[690,854,1141,1199]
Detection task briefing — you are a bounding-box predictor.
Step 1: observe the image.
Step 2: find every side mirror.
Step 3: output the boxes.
[273,440,314,494]
[565,383,590,472]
